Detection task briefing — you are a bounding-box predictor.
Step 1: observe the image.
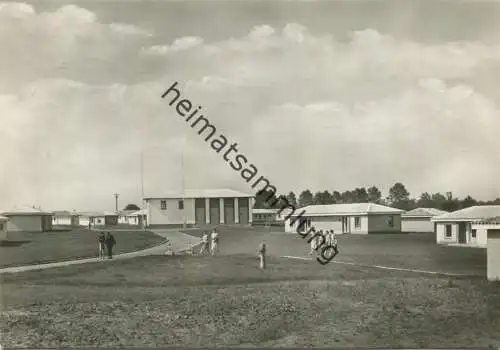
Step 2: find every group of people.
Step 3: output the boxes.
[97,231,116,260]
[309,229,339,256]
[198,228,220,256]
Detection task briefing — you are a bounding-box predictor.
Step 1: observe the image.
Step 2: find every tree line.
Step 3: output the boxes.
[254,182,500,212]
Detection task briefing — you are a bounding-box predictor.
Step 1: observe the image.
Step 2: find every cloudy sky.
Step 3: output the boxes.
[1,0,500,211]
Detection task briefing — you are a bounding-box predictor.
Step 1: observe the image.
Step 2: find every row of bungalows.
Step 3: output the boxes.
[284,203,404,234]
[143,189,255,228]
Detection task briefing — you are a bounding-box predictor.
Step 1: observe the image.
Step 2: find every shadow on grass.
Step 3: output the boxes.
[0,240,31,247]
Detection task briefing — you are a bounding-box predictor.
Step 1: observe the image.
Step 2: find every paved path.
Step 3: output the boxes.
[0,230,200,274]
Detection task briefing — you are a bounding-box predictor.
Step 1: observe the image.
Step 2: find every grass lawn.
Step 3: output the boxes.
[182,227,487,276]
[0,228,166,268]
[1,255,499,348]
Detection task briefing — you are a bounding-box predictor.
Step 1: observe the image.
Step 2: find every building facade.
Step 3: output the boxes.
[144,189,255,228]
[284,203,403,234]
[432,205,500,248]
[401,207,448,233]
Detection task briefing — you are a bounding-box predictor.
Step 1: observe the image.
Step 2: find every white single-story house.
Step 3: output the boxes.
[117,210,137,224]
[0,206,53,232]
[252,208,285,225]
[52,210,80,227]
[284,203,404,234]
[79,211,119,228]
[143,189,255,228]
[401,207,448,233]
[431,205,500,247]
[127,209,147,227]
[0,215,8,240]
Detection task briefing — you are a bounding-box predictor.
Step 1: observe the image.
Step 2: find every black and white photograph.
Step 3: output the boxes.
[1,0,500,347]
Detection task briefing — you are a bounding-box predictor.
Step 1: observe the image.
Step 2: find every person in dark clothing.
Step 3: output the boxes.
[105,232,116,259]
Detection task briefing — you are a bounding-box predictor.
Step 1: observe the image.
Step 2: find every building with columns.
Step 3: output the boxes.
[143,189,255,228]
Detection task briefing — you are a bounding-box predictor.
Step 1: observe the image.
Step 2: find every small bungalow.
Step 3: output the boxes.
[118,210,137,225]
[0,206,53,232]
[0,215,8,240]
[127,209,147,227]
[284,203,404,234]
[401,207,448,233]
[52,210,80,227]
[431,205,500,247]
[79,211,119,228]
[252,208,285,226]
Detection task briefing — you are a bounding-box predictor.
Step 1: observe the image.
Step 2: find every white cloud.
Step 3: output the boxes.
[2,7,500,209]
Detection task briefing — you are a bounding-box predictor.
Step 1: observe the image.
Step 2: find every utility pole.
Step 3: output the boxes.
[181,138,186,229]
[113,193,119,213]
[140,151,145,207]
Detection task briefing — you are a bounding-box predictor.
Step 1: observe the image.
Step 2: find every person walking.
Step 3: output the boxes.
[105,231,116,259]
[210,228,219,256]
[199,231,209,256]
[258,241,267,270]
[98,231,106,260]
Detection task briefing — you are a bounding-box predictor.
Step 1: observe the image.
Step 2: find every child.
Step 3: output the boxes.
[98,232,106,260]
[210,228,219,256]
[258,242,266,270]
[199,231,209,256]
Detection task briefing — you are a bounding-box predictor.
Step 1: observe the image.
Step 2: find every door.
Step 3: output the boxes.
[209,198,220,225]
[238,198,249,225]
[342,216,350,233]
[458,222,467,244]
[195,198,206,226]
[224,198,235,224]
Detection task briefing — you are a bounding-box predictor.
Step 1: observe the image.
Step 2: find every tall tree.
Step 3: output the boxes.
[286,191,297,207]
[416,192,433,208]
[442,192,460,212]
[460,195,477,209]
[254,189,276,209]
[124,204,140,211]
[332,191,342,204]
[387,182,410,205]
[430,193,447,210]
[298,190,314,207]
[341,190,355,203]
[353,187,369,203]
[314,191,333,204]
[367,186,382,203]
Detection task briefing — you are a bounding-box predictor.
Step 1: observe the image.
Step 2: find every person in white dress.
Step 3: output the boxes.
[210,229,219,256]
[199,231,209,256]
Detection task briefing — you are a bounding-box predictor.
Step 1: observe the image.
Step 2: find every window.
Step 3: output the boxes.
[471,229,477,238]
[178,200,184,210]
[445,224,452,237]
[0,223,3,230]
[160,200,167,210]
[388,216,394,228]
[354,216,361,229]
